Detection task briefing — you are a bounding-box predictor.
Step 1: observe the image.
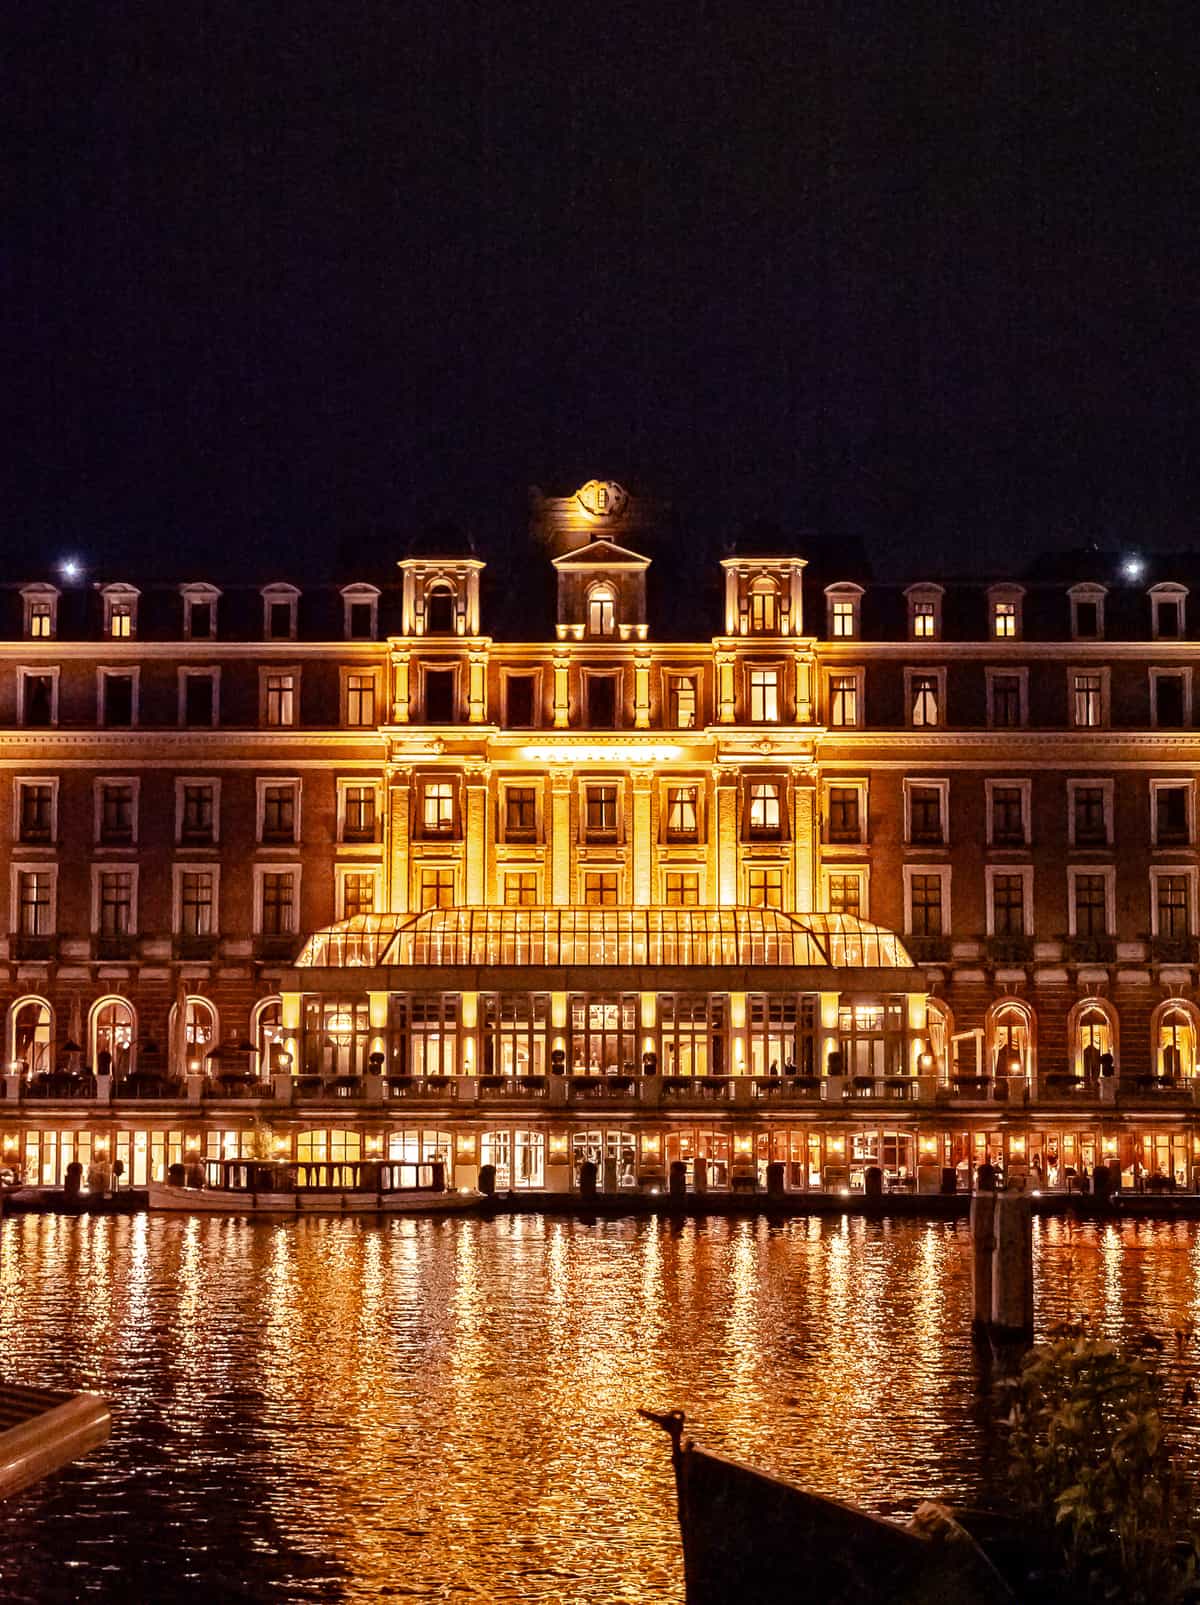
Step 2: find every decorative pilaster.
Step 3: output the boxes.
[387,767,412,912]
[391,651,411,724]
[716,768,739,906]
[550,768,573,904]
[553,655,571,729]
[794,653,813,724]
[633,653,651,729]
[464,766,489,906]
[467,652,488,724]
[715,652,737,723]
[792,771,817,912]
[631,769,653,905]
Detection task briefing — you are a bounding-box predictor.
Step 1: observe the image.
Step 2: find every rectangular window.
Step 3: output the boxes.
[992,874,1026,937]
[21,673,55,728]
[188,601,214,640]
[585,785,618,836]
[109,603,133,639]
[665,871,700,907]
[748,781,782,834]
[181,783,216,844]
[345,673,376,727]
[912,601,936,638]
[1157,875,1190,940]
[503,871,538,906]
[420,869,456,909]
[908,785,944,844]
[585,675,618,728]
[342,784,376,842]
[16,870,52,936]
[750,589,778,633]
[747,867,784,909]
[342,872,376,919]
[1156,785,1190,846]
[829,673,858,728]
[1156,598,1182,638]
[827,786,860,842]
[909,673,940,727]
[424,669,455,723]
[668,675,698,729]
[583,871,618,906]
[1072,672,1104,728]
[989,674,1023,728]
[1072,786,1107,846]
[993,600,1017,638]
[749,668,779,722]
[830,599,856,638]
[505,675,536,728]
[504,786,537,838]
[348,601,374,639]
[264,673,296,727]
[909,873,943,936]
[666,785,699,838]
[261,871,296,934]
[180,871,215,936]
[1074,600,1099,638]
[268,600,294,639]
[99,783,135,844]
[28,602,53,639]
[183,673,215,727]
[101,674,135,728]
[98,870,134,935]
[18,782,54,844]
[421,782,454,834]
[1073,872,1108,937]
[261,784,297,842]
[1154,673,1187,729]
[990,785,1026,846]
[827,873,861,916]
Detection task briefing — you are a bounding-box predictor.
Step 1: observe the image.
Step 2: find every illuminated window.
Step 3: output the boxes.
[422,782,454,834]
[830,600,856,638]
[584,872,618,906]
[667,675,698,729]
[826,873,861,916]
[749,580,779,633]
[911,602,936,638]
[585,785,618,836]
[664,872,700,907]
[341,872,376,920]
[666,785,699,838]
[993,600,1017,638]
[749,668,779,722]
[828,674,858,727]
[908,673,940,727]
[746,868,783,908]
[16,870,52,936]
[264,673,296,727]
[345,673,376,727]
[28,602,53,638]
[748,781,782,834]
[420,869,456,909]
[587,585,616,637]
[504,872,538,906]
[341,784,376,842]
[109,603,133,638]
[1072,672,1104,728]
[1156,875,1190,940]
[180,871,215,936]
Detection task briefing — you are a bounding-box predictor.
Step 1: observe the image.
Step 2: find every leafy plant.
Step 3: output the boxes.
[1003,1322,1200,1602]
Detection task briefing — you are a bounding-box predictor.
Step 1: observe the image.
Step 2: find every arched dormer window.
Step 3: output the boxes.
[425,582,456,635]
[749,576,780,634]
[587,583,616,638]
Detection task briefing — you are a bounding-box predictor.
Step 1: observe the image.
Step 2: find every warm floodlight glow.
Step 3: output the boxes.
[520,743,682,763]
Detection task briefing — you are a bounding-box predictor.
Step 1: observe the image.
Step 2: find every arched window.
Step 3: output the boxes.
[169,997,218,1072]
[1071,999,1116,1080]
[90,996,135,1074]
[425,583,455,634]
[749,576,780,633]
[587,584,616,638]
[1154,1000,1198,1082]
[924,998,952,1080]
[9,996,53,1075]
[252,995,283,1077]
[989,1000,1033,1080]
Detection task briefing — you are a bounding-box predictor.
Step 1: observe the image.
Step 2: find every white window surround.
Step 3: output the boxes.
[902,863,952,935]
[1067,582,1107,640]
[174,777,222,845]
[1149,865,1199,938]
[1150,778,1195,848]
[984,666,1029,729]
[340,583,381,641]
[96,665,141,726]
[746,662,783,723]
[340,665,382,728]
[179,583,222,639]
[1066,864,1116,937]
[1067,664,1110,728]
[902,777,950,847]
[580,666,625,727]
[89,862,140,935]
[984,864,1033,937]
[261,584,301,640]
[1066,777,1115,848]
[824,583,864,640]
[335,778,382,844]
[92,776,141,847]
[663,865,707,903]
[17,666,60,728]
[419,659,463,721]
[1149,666,1193,728]
[1149,582,1188,640]
[20,585,59,640]
[100,583,140,638]
[171,862,222,934]
[903,665,947,728]
[253,863,303,935]
[984,778,1032,848]
[501,667,544,728]
[821,864,870,918]
[176,666,221,727]
[987,584,1025,640]
[579,865,624,903]
[255,776,302,845]
[258,665,301,727]
[9,863,58,936]
[334,862,384,919]
[904,583,944,640]
[824,666,864,728]
[500,779,545,842]
[821,778,869,846]
[13,776,60,846]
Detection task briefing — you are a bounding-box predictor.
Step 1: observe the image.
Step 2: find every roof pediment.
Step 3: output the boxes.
[552,538,650,570]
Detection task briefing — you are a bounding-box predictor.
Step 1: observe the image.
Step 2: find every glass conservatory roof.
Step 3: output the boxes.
[295,907,914,971]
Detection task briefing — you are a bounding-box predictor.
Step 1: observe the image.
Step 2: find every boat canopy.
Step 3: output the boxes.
[295,907,914,970]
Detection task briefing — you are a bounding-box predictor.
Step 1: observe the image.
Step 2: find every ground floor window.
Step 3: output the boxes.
[1157,1004,1197,1081]
[297,1128,362,1164]
[482,993,549,1077]
[748,994,816,1076]
[9,996,53,1075]
[117,1129,187,1186]
[659,994,726,1077]
[569,996,637,1077]
[663,1129,731,1188]
[480,1128,545,1189]
[571,1128,637,1187]
[390,994,460,1077]
[90,997,135,1075]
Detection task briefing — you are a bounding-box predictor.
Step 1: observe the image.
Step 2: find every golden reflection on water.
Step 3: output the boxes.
[4,1214,1200,1602]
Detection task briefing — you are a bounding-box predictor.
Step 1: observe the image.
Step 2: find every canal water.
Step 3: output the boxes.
[1,1212,1199,1603]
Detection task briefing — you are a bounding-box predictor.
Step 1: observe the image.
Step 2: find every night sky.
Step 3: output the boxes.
[7,1,1197,580]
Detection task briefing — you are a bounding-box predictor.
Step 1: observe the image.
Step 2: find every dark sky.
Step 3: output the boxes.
[7,1,1197,580]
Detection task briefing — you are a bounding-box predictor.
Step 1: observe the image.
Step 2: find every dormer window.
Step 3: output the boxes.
[587,584,617,638]
[988,585,1024,640]
[825,583,863,640]
[749,577,779,633]
[180,583,221,641]
[425,583,456,634]
[905,584,943,640]
[1068,582,1106,640]
[1150,583,1188,641]
[340,584,380,640]
[21,586,59,641]
[261,584,300,640]
[101,584,140,639]
[596,484,608,512]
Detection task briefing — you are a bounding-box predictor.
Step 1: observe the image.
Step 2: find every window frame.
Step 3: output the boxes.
[985,778,1032,849]
[501,669,541,729]
[255,776,302,845]
[340,584,381,641]
[336,779,381,845]
[259,666,300,728]
[254,863,302,936]
[746,778,785,838]
[335,863,382,921]
[582,668,622,729]
[664,670,701,730]
[500,782,540,842]
[20,586,59,641]
[172,862,221,937]
[13,776,59,847]
[177,666,221,728]
[745,864,786,909]
[903,777,949,847]
[1150,778,1195,849]
[17,667,60,729]
[984,864,1033,938]
[822,778,868,846]
[10,863,58,937]
[902,863,952,937]
[93,776,140,848]
[97,666,140,729]
[1066,777,1114,849]
[825,666,864,729]
[663,781,702,842]
[904,584,944,640]
[1150,865,1197,940]
[261,584,301,641]
[341,666,382,729]
[1068,664,1110,729]
[904,666,946,729]
[747,663,782,723]
[1150,666,1192,729]
[419,661,460,724]
[824,583,863,640]
[1149,582,1188,641]
[175,776,222,846]
[1066,864,1115,938]
[100,583,140,640]
[984,666,1029,730]
[419,778,457,837]
[987,584,1024,640]
[822,865,868,918]
[180,583,221,640]
[90,862,140,936]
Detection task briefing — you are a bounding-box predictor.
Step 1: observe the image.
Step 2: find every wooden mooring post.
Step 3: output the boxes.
[971,1189,1033,1341]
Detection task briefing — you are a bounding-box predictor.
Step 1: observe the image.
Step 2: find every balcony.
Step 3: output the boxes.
[566,1075,640,1104]
[93,934,137,962]
[1149,936,1195,965]
[1064,936,1116,964]
[10,935,57,962]
[175,934,218,961]
[660,1076,733,1105]
[905,935,951,964]
[1037,1073,1101,1103]
[384,1075,459,1102]
[986,936,1033,965]
[479,1074,550,1102]
[1119,1075,1195,1106]
[256,935,299,963]
[752,1075,823,1101]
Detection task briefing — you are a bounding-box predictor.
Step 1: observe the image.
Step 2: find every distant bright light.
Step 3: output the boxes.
[59,558,82,581]
[1122,556,1145,581]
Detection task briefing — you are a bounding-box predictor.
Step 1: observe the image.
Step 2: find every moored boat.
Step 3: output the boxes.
[148,1157,480,1215]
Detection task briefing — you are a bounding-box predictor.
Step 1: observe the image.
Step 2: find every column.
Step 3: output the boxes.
[631,769,653,905]
[464,766,489,906]
[633,653,651,729]
[467,652,488,724]
[553,654,571,729]
[715,652,737,723]
[716,769,739,906]
[792,772,817,912]
[387,768,412,913]
[550,768,573,905]
[794,652,813,723]
[391,651,410,724]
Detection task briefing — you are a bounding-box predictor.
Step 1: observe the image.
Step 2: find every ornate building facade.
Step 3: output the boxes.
[2,481,1199,1193]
